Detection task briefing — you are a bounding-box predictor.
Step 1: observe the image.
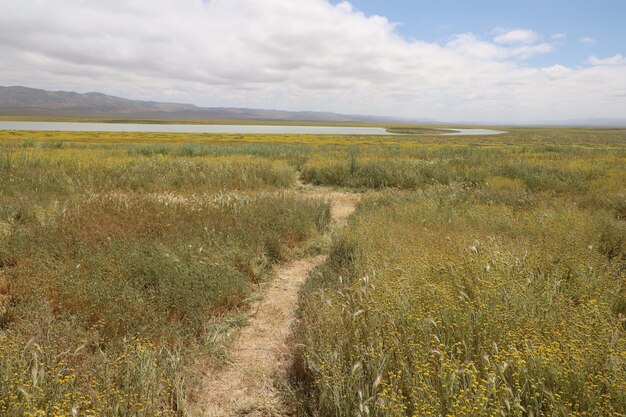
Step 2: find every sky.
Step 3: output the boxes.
[1,0,625,123]
[341,0,626,68]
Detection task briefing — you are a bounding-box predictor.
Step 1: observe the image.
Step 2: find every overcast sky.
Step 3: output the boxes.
[1,0,625,123]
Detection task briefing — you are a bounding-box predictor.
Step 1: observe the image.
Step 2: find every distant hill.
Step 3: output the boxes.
[530,118,626,128]
[0,86,432,124]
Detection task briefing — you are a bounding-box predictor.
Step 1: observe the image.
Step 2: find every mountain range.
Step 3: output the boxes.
[2,86,625,127]
[0,86,429,124]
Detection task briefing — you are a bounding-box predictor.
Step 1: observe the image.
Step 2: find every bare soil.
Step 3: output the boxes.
[191,188,359,416]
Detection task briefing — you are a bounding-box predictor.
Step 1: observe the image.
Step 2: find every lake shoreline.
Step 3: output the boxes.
[0,121,506,136]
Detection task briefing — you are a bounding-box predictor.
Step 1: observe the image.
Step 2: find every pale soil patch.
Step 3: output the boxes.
[303,189,360,224]
[190,187,359,417]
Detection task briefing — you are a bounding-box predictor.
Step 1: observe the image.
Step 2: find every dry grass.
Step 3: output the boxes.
[0,138,330,416]
[293,132,626,416]
[1,126,625,416]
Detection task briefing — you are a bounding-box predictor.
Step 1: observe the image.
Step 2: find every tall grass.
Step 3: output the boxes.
[0,143,329,416]
[300,145,616,193]
[301,157,486,189]
[293,133,626,416]
[0,150,296,197]
[1,127,625,416]
[294,186,626,416]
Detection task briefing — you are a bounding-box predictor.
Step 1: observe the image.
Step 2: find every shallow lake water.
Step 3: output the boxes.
[0,121,505,136]
[441,128,507,136]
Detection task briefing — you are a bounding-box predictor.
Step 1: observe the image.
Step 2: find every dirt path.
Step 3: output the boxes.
[192,188,359,417]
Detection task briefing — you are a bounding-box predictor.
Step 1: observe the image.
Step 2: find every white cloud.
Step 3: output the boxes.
[587,54,626,66]
[0,0,624,123]
[551,33,567,41]
[581,37,598,44]
[447,33,550,60]
[493,29,539,45]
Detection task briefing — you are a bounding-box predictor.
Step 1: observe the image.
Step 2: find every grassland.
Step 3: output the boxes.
[0,127,625,416]
[0,133,331,416]
[293,130,626,416]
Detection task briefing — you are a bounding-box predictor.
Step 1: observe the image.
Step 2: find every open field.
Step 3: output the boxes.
[293,130,626,416]
[1,127,625,416]
[0,131,332,416]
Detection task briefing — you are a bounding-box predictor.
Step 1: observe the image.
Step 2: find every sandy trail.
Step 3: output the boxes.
[192,187,359,417]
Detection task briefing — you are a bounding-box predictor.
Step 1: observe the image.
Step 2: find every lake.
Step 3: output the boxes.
[441,128,507,136]
[0,121,505,136]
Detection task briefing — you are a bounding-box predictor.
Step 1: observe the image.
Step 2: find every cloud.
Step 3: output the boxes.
[493,29,538,45]
[0,0,624,122]
[587,54,626,66]
[581,37,598,44]
[551,33,567,41]
[447,33,550,60]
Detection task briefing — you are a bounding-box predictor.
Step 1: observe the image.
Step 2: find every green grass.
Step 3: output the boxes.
[293,136,626,417]
[0,140,330,416]
[1,126,625,416]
